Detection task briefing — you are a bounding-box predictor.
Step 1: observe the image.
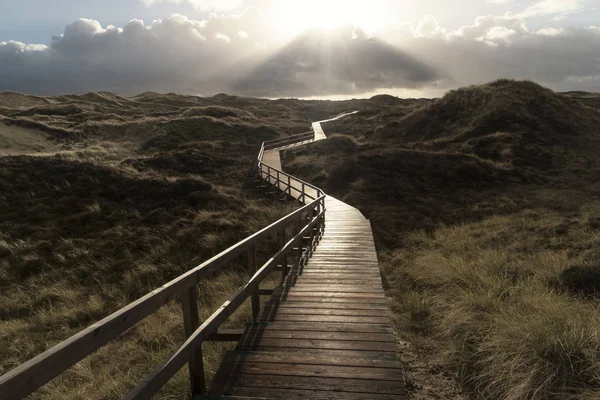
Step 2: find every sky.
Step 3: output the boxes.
[0,0,599,98]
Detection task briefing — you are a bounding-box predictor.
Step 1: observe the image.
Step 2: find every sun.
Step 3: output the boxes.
[276,0,381,36]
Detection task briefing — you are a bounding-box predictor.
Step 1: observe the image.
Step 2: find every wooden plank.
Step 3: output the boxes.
[259,307,390,317]
[247,321,394,333]
[214,361,404,381]
[220,352,402,369]
[278,296,387,304]
[286,272,383,279]
[257,314,391,324]
[283,279,383,286]
[291,273,381,278]
[277,291,386,299]
[241,329,395,343]
[267,301,388,311]
[292,267,381,272]
[281,286,384,294]
[209,374,406,395]
[208,387,406,400]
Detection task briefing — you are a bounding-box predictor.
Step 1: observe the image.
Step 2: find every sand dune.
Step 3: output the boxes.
[0,122,58,155]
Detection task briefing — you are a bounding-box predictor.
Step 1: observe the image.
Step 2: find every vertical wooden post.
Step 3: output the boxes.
[320,196,326,238]
[309,210,315,257]
[267,165,271,184]
[276,170,280,190]
[281,225,287,281]
[182,286,205,396]
[287,175,291,196]
[301,182,306,204]
[297,216,303,267]
[248,245,260,321]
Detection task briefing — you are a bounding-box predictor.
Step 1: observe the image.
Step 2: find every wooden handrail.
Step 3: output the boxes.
[124,209,325,399]
[258,161,322,202]
[263,131,313,145]
[263,134,314,150]
[0,122,330,400]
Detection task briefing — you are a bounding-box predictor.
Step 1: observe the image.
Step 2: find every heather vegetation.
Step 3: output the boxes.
[283,80,600,399]
[3,80,600,399]
[0,91,355,398]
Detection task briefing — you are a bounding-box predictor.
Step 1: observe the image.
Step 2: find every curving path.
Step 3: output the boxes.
[206,116,406,399]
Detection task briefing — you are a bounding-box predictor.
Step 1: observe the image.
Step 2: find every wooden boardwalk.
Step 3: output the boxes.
[0,114,403,400]
[206,121,406,399]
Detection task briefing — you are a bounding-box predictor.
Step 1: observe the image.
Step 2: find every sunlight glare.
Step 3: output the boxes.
[277,0,382,35]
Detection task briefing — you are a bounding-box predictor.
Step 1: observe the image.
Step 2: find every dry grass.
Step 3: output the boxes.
[0,90,319,398]
[281,80,600,399]
[382,204,600,399]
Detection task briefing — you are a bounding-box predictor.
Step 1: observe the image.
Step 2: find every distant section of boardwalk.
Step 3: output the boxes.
[206,119,406,399]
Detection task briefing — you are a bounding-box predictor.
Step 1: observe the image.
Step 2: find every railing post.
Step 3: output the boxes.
[281,225,287,281]
[267,165,271,183]
[296,216,303,266]
[320,195,326,238]
[248,245,260,321]
[182,286,205,396]
[309,209,316,257]
[287,175,291,196]
[301,182,306,204]
[276,170,280,190]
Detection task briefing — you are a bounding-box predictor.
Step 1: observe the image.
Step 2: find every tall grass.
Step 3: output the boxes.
[382,204,600,399]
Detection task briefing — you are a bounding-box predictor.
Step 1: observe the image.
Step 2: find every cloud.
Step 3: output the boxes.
[416,15,447,38]
[0,12,275,96]
[0,12,438,97]
[400,17,600,92]
[1,4,600,98]
[448,14,529,45]
[536,27,564,36]
[519,0,583,18]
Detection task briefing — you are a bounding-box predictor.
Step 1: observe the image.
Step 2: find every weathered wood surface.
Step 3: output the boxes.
[207,124,406,399]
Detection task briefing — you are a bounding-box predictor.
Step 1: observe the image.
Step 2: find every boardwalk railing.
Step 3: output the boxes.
[257,135,324,205]
[262,131,314,150]
[0,131,325,400]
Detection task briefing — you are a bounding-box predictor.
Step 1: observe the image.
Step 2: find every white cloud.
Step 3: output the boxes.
[401,18,600,93]
[0,41,48,53]
[448,14,529,45]
[536,27,564,36]
[416,15,447,38]
[519,0,583,18]
[478,26,517,45]
[215,32,231,43]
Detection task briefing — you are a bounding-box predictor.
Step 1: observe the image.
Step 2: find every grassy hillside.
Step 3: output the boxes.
[0,91,358,399]
[283,80,600,399]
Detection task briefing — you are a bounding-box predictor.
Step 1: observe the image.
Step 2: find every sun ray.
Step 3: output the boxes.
[274,0,384,36]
